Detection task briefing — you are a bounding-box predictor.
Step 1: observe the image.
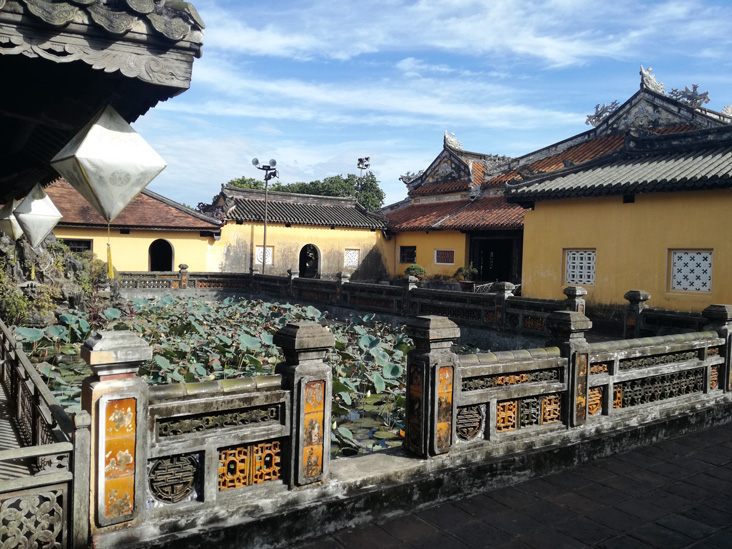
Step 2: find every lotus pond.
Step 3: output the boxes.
[14,296,413,457]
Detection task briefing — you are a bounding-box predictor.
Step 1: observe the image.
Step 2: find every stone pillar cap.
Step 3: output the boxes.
[702,304,732,323]
[406,316,460,341]
[546,310,593,334]
[274,322,335,352]
[81,330,152,376]
[624,290,651,303]
[563,285,587,298]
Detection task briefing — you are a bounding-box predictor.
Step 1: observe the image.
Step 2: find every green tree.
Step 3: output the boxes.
[226,173,385,211]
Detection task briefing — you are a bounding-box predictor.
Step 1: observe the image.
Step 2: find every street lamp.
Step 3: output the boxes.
[252,158,278,275]
[357,156,370,176]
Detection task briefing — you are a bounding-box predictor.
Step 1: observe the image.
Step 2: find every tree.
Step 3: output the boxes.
[226,172,385,211]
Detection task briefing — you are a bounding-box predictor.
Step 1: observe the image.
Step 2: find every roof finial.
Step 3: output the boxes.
[640,65,665,94]
[669,84,710,109]
[444,131,463,150]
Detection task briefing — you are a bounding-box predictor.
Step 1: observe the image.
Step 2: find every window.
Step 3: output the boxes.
[564,249,596,285]
[434,249,455,265]
[669,250,712,293]
[344,249,360,267]
[399,246,416,264]
[255,246,273,265]
[61,239,92,254]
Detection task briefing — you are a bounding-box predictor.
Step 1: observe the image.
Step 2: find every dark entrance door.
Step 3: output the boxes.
[471,238,517,283]
[299,244,319,278]
[149,239,173,271]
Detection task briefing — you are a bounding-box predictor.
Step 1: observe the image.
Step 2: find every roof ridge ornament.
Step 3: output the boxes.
[640,65,665,95]
[669,84,710,109]
[586,100,620,127]
[444,131,463,150]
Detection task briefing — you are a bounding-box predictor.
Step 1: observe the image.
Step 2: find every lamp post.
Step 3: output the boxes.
[357,156,370,176]
[252,158,278,275]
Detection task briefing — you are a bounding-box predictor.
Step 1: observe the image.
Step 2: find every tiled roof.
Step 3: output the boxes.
[505,126,732,202]
[385,200,469,231]
[440,196,524,230]
[224,189,386,230]
[486,125,697,188]
[47,179,221,231]
[410,180,470,197]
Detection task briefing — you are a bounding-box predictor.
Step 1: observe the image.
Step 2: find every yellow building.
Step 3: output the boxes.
[383,134,524,281]
[207,185,389,279]
[506,99,732,311]
[48,180,221,272]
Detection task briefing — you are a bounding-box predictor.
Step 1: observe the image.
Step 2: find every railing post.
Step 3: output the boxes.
[178,263,188,289]
[564,286,587,313]
[71,410,91,549]
[405,315,460,458]
[547,311,592,427]
[274,322,334,489]
[337,271,350,304]
[624,290,651,338]
[80,331,151,532]
[703,304,732,391]
[287,268,298,298]
[493,282,515,326]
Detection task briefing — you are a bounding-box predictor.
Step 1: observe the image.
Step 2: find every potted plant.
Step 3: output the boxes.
[404,264,427,280]
[453,263,478,291]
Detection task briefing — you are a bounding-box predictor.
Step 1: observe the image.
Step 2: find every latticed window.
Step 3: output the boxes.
[670,250,712,292]
[61,239,92,253]
[564,249,596,285]
[255,246,273,265]
[434,249,455,265]
[344,248,360,267]
[399,246,416,264]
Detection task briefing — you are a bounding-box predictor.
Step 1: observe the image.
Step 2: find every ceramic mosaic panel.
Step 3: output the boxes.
[99,396,137,525]
[255,246,274,265]
[670,250,712,292]
[435,366,453,452]
[302,381,325,480]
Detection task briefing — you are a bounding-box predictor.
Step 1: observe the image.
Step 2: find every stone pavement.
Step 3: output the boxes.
[297,422,732,548]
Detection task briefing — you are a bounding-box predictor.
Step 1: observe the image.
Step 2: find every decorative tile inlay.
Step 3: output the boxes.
[148,454,199,504]
[407,364,424,452]
[541,394,562,424]
[302,381,325,479]
[671,250,712,292]
[496,400,518,432]
[157,404,282,438]
[101,397,137,522]
[218,440,281,491]
[456,405,483,441]
[462,368,560,391]
[614,368,704,408]
[436,366,453,451]
[588,387,603,415]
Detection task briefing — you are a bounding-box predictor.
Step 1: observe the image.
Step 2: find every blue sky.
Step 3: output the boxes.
[133,0,732,208]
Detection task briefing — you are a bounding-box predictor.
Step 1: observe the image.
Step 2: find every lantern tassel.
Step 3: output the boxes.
[30,262,35,281]
[107,222,114,279]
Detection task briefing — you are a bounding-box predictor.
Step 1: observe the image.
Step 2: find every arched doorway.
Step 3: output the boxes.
[149,239,173,271]
[299,244,319,278]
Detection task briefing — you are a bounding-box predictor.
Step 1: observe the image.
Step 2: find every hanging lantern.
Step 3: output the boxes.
[50,104,167,222]
[14,184,62,248]
[0,199,23,240]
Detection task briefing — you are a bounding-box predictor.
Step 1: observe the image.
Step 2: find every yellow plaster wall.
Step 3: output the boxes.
[522,190,732,311]
[53,227,215,272]
[391,231,468,277]
[212,222,389,278]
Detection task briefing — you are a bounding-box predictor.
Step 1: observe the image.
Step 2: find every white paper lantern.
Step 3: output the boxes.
[14,184,62,248]
[50,105,167,222]
[0,199,23,240]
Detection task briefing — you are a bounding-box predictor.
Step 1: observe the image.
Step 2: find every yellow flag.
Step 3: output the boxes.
[30,263,35,280]
[107,243,114,279]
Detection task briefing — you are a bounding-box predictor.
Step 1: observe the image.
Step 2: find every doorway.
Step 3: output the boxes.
[299,244,319,278]
[149,239,173,271]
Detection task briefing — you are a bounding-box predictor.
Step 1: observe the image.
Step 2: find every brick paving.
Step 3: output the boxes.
[296,422,732,548]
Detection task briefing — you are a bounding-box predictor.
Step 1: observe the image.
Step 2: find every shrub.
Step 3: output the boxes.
[403,264,426,278]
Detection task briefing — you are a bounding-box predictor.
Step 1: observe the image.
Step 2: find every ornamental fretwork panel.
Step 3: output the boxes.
[156,404,283,438]
[496,393,562,433]
[619,350,698,372]
[670,250,712,292]
[462,368,561,391]
[148,453,201,505]
[613,368,704,409]
[0,486,67,548]
[456,405,484,442]
[218,440,281,491]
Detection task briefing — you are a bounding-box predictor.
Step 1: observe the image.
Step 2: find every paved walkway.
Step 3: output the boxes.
[0,382,33,478]
[298,422,732,548]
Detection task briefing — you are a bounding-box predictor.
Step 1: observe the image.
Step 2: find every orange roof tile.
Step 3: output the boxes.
[484,125,698,188]
[385,200,469,231]
[47,179,220,230]
[410,180,470,197]
[440,196,524,230]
